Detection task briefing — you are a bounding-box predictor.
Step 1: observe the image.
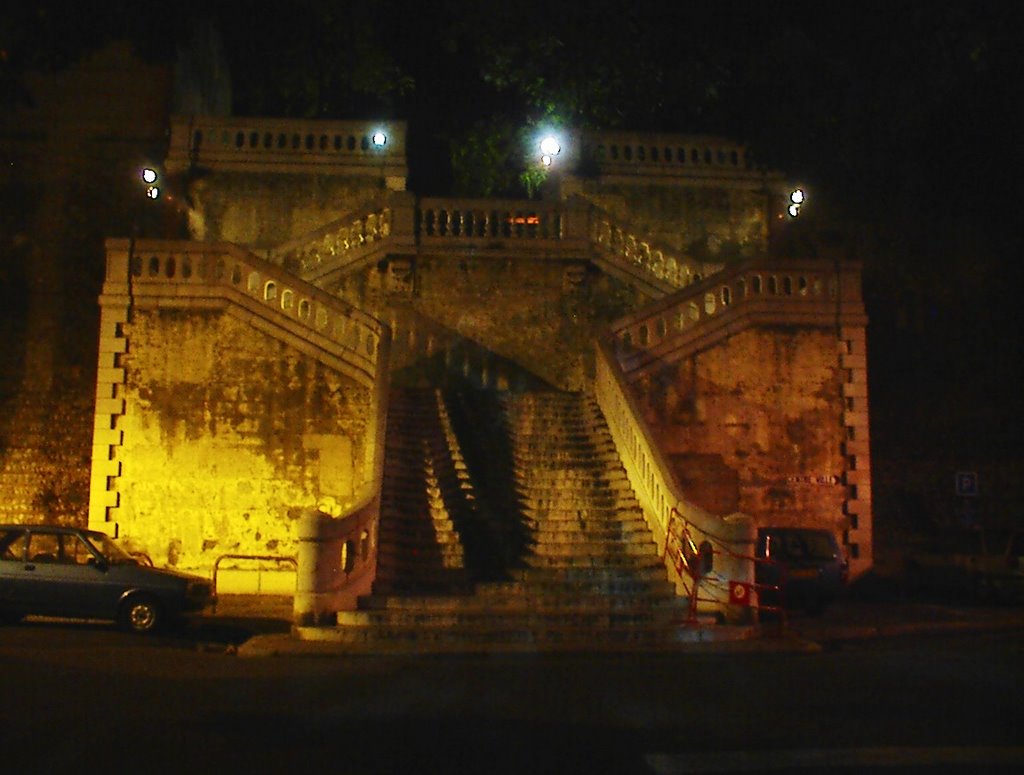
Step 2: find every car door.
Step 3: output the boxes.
[20,530,109,618]
[0,527,30,612]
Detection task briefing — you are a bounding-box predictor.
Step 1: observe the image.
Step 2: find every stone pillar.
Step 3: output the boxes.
[88,239,132,534]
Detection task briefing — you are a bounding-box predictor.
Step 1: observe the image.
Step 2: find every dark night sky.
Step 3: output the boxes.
[4,0,1022,455]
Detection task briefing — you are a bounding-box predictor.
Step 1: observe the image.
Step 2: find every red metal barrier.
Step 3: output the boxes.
[664,508,787,628]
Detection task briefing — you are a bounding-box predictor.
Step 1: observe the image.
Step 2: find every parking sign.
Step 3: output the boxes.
[955,471,979,497]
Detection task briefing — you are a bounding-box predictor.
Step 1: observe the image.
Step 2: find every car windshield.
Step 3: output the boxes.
[802,532,838,560]
[84,532,136,564]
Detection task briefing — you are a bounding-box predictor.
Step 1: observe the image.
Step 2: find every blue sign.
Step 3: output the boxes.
[955,471,979,497]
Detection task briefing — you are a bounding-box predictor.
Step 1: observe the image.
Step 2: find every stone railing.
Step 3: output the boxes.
[416,197,586,253]
[584,131,749,174]
[274,198,396,282]
[111,239,388,388]
[165,115,408,180]
[586,200,719,296]
[594,339,755,620]
[276,193,721,299]
[610,257,866,378]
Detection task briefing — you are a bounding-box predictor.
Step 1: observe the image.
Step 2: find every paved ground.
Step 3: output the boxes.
[205,576,1024,657]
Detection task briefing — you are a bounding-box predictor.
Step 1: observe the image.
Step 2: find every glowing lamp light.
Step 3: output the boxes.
[541,155,553,167]
[372,131,387,147]
[787,188,806,217]
[146,186,160,200]
[539,136,561,157]
[141,168,158,184]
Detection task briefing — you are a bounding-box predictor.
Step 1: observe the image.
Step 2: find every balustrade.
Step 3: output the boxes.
[581,131,752,178]
[166,116,406,175]
[416,198,568,242]
[282,205,393,276]
[611,260,837,371]
[119,241,387,385]
[594,340,755,619]
[588,206,709,291]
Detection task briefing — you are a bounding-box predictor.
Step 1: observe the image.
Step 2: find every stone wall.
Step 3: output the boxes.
[0,42,171,526]
[575,180,772,266]
[185,171,385,250]
[109,307,374,573]
[330,255,643,391]
[631,326,849,539]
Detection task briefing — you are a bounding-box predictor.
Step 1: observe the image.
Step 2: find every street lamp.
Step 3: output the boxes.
[787,188,805,218]
[372,131,387,148]
[141,167,160,200]
[539,135,561,167]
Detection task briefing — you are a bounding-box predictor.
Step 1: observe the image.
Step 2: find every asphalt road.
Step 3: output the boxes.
[1,617,1022,773]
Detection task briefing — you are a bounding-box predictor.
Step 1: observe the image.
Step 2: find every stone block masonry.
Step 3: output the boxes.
[92,305,374,574]
[631,326,863,571]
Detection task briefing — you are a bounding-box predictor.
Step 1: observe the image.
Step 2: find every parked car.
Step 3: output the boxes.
[755,527,849,615]
[904,527,1024,602]
[0,524,215,632]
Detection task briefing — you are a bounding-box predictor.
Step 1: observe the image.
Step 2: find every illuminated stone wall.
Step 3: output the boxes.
[185,171,384,250]
[112,308,373,572]
[0,43,171,525]
[332,256,641,391]
[632,327,850,538]
[570,180,772,266]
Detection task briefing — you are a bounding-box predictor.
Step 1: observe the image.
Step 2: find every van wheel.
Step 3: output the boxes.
[119,594,162,633]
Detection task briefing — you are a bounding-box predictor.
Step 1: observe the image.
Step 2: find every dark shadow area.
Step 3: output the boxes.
[443,389,534,578]
[10,613,289,649]
[188,714,657,775]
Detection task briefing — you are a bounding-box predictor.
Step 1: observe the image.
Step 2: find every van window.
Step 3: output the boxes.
[802,532,838,560]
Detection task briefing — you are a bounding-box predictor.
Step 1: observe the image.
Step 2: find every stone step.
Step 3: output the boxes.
[520,507,644,521]
[529,523,651,540]
[521,553,663,570]
[376,528,463,548]
[303,622,695,653]
[511,438,609,451]
[514,480,633,497]
[504,564,670,583]
[511,448,620,465]
[528,541,656,557]
[371,578,474,597]
[478,575,676,598]
[359,591,681,612]
[337,604,684,629]
[522,497,640,512]
[512,462,627,477]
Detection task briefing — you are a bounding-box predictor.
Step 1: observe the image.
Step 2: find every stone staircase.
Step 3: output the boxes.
[326,389,691,652]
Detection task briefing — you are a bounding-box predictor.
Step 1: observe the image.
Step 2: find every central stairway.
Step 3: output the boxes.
[328,389,690,653]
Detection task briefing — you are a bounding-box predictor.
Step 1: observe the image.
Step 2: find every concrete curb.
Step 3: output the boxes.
[793,616,1024,644]
[235,628,822,658]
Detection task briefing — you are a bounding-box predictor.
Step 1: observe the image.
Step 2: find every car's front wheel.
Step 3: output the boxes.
[119,594,162,633]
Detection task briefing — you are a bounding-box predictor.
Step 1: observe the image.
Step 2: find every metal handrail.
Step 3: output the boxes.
[666,508,787,627]
[211,553,298,605]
